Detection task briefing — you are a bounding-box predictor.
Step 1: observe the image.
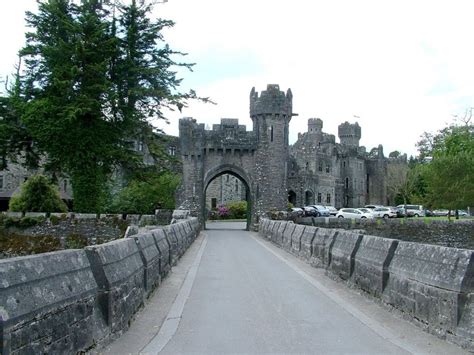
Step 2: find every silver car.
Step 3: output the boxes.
[310,205,331,217]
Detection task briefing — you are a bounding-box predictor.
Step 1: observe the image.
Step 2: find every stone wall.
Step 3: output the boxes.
[0,218,201,354]
[296,217,474,249]
[0,212,175,259]
[259,218,474,351]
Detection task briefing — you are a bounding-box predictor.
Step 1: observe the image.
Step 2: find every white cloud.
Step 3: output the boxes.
[2,0,474,156]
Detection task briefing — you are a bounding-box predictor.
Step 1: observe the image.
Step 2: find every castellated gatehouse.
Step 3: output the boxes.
[177,84,405,229]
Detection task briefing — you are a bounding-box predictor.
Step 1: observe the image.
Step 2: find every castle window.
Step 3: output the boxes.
[326,193,331,204]
[138,141,144,152]
[168,146,176,156]
[318,162,323,172]
[270,126,274,142]
[343,161,346,168]
[211,198,217,209]
[345,177,349,189]
[305,162,309,171]
[326,164,330,173]
[317,193,322,203]
[366,174,370,193]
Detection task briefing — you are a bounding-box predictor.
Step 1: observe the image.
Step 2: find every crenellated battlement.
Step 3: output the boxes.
[338,121,361,147]
[308,118,323,134]
[249,84,293,118]
[179,117,257,155]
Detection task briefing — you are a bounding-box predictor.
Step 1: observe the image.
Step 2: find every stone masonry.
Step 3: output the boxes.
[178,84,406,227]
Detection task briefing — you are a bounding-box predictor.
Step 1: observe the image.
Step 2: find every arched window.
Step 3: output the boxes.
[270,126,274,142]
[288,190,296,205]
[345,177,349,189]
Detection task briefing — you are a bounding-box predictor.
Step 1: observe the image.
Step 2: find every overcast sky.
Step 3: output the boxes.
[2,0,474,156]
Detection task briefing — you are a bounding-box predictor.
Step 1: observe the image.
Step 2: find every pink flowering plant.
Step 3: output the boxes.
[217,205,230,218]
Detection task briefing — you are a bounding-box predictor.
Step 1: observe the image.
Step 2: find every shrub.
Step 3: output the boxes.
[9,175,67,213]
[108,172,180,214]
[65,234,88,249]
[227,201,247,219]
[217,205,230,218]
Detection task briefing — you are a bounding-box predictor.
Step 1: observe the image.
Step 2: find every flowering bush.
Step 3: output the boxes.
[217,205,230,218]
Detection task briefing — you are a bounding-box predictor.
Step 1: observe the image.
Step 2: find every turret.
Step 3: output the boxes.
[250,84,293,119]
[250,84,292,214]
[338,121,361,147]
[308,118,323,135]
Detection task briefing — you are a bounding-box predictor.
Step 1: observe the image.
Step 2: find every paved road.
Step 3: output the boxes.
[102,221,466,354]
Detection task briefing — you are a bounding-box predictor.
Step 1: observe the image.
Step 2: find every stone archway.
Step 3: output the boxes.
[203,164,253,230]
[177,85,294,230]
[305,190,314,206]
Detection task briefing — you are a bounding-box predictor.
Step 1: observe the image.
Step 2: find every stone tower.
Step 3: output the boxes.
[250,84,293,215]
[338,121,361,147]
[308,118,323,135]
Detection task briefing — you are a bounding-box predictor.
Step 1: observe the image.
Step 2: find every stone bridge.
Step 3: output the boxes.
[1,218,473,354]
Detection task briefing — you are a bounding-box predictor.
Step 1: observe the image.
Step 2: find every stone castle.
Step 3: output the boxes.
[0,84,405,222]
[178,84,406,225]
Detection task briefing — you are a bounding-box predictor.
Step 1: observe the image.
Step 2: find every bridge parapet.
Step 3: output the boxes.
[0,218,201,354]
[259,218,474,351]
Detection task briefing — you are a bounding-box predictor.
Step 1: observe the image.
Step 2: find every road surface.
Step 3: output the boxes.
[101,221,466,354]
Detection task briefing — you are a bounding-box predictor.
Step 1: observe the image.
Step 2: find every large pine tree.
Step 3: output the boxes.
[3,0,198,212]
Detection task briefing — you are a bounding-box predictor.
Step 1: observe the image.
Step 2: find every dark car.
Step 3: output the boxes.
[290,207,304,218]
[303,206,319,217]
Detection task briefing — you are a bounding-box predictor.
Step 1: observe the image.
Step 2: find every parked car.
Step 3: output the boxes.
[397,204,426,217]
[303,206,319,217]
[432,209,449,216]
[458,210,469,217]
[395,206,406,217]
[372,206,397,218]
[290,207,304,218]
[336,208,374,219]
[358,207,374,215]
[324,206,338,216]
[364,204,383,210]
[310,205,331,217]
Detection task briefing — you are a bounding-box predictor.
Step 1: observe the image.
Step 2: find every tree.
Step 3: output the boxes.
[108,171,180,214]
[388,150,401,158]
[417,122,474,211]
[386,162,411,205]
[9,174,67,212]
[4,0,201,212]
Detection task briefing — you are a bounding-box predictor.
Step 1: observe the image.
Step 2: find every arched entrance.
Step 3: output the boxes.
[177,85,294,230]
[288,190,297,206]
[305,190,314,206]
[203,165,252,231]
